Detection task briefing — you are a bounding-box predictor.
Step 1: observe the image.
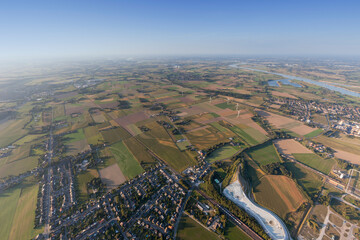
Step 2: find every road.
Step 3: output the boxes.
[43,127,54,239]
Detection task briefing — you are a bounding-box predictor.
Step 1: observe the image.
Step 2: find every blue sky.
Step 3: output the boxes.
[1,0,360,59]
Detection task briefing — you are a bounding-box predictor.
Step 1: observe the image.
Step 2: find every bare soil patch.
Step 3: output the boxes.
[99,164,126,190]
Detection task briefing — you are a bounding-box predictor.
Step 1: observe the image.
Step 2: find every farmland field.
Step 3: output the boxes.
[223,221,251,240]
[206,145,240,163]
[304,128,324,138]
[0,184,21,240]
[0,117,30,147]
[84,126,104,145]
[13,134,45,146]
[137,122,196,171]
[63,128,86,144]
[66,139,90,156]
[229,124,261,146]
[100,127,132,144]
[9,182,42,240]
[246,141,281,166]
[292,153,335,175]
[77,169,99,202]
[284,162,323,198]
[99,164,126,189]
[123,137,155,166]
[0,156,38,179]
[314,135,360,156]
[186,125,235,149]
[109,141,144,179]
[253,175,307,218]
[274,139,312,155]
[176,214,219,240]
[256,110,316,136]
[138,134,196,172]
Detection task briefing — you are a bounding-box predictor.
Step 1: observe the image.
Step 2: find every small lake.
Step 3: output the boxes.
[230,64,360,98]
[268,79,302,88]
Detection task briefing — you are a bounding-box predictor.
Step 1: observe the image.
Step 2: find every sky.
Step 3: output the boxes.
[1,0,360,60]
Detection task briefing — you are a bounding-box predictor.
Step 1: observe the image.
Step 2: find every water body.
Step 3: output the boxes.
[229,64,360,98]
[268,79,302,88]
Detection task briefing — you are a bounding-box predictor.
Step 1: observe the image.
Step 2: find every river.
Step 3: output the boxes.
[229,64,360,98]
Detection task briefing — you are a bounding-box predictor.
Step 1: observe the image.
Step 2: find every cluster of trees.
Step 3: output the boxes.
[203,89,251,99]
[139,97,150,103]
[263,162,292,177]
[202,172,270,240]
[87,177,106,198]
[118,100,131,109]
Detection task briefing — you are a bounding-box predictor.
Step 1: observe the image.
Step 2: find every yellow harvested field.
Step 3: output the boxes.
[274,139,312,154]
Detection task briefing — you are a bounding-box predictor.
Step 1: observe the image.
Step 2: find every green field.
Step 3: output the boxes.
[9,182,42,240]
[0,184,21,240]
[304,129,324,138]
[246,141,281,166]
[123,137,155,165]
[176,214,219,240]
[77,169,99,202]
[109,141,144,178]
[138,135,196,172]
[206,145,240,163]
[229,125,260,146]
[0,180,41,240]
[100,127,132,144]
[0,144,39,178]
[292,153,335,175]
[284,162,323,198]
[84,126,104,145]
[0,117,30,148]
[127,124,143,135]
[223,221,252,240]
[63,128,86,144]
[209,122,229,133]
[215,102,237,110]
[13,134,45,146]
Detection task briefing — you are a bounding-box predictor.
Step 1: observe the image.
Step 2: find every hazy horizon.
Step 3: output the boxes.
[2,0,360,60]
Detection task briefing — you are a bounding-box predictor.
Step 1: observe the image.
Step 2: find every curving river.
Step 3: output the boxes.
[229,64,360,98]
